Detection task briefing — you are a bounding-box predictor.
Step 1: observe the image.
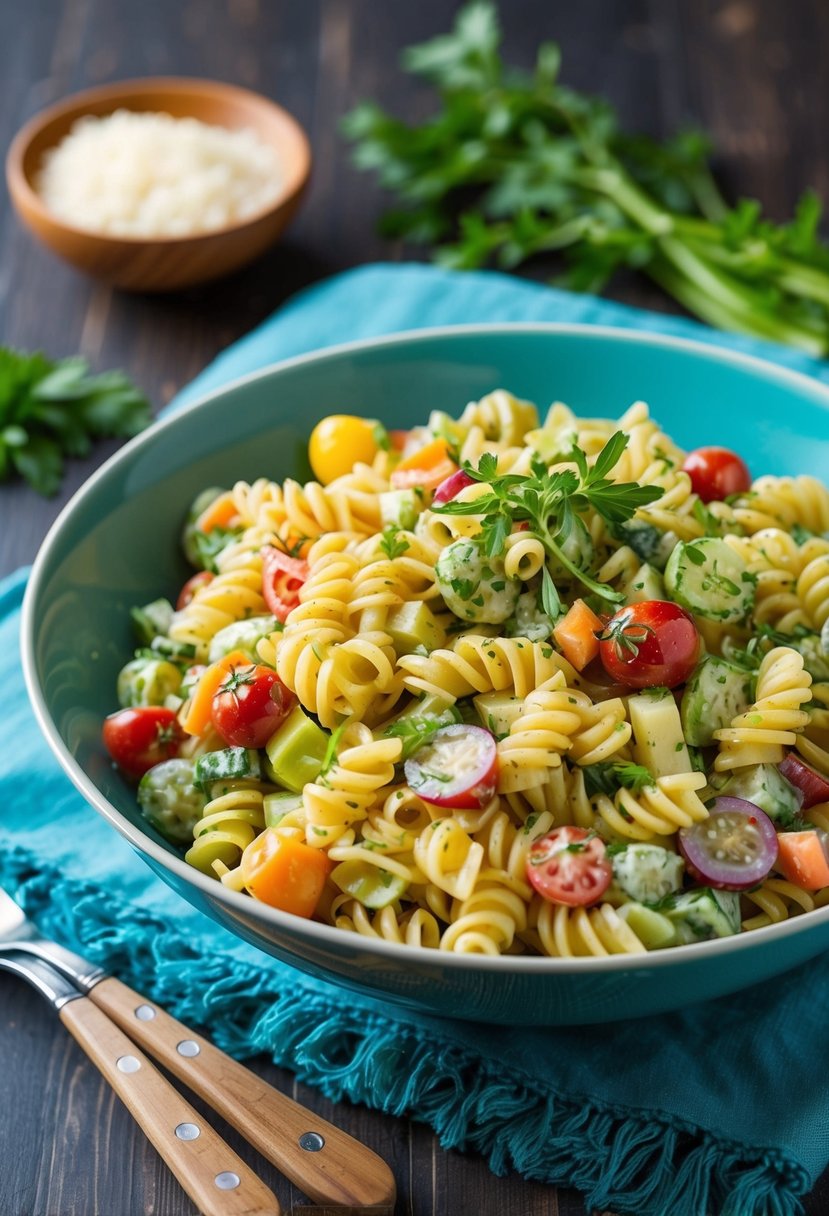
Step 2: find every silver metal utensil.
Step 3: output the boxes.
[0,886,396,1213]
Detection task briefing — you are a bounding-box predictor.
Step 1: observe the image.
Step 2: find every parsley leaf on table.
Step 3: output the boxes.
[0,348,151,495]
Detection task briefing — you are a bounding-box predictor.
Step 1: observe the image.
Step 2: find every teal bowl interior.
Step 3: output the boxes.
[21,325,829,1024]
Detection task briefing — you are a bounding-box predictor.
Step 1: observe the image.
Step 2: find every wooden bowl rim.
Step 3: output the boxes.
[6,75,312,246]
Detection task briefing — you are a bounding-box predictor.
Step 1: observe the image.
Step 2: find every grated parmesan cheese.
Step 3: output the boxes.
[36,109,285,238]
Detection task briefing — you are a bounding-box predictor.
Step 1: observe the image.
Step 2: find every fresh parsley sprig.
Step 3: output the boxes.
[583,760,656,798]
[344,1,829,355]
[432,431,662,613]
[0,348,151,495]
[379,524,411,560]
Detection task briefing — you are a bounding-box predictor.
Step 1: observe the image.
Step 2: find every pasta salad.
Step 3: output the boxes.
[102,391,829,957]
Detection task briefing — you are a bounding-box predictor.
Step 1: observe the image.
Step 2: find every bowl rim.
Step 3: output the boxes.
[6,75,312,246]
[21,320,829,976]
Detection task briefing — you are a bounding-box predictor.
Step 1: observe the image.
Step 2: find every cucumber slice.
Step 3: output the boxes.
[118,657,182,708]
[616,902,678,949]
[263,791,304,828]
[145,635,198,664]
[609,844,685,904]
[719,763,803,828]
[138,759,207,844]
[207,615,279,664]
[660,888,741,942]
[680,655,754,747]
[131,598,174,645]
[385,601,446,656]
[264,705,329,792]
[331,860,408,909]
[194,747,260,791]
[379,488,424,531]
[665,538,756,622]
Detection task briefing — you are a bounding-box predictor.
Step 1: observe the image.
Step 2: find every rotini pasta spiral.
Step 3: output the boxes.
[714,647,813,771]
[302,723,402,848]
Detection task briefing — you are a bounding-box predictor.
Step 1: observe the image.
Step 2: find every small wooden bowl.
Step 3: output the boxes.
[6,77,311,291]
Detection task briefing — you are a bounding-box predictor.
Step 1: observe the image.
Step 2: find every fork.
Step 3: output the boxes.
[0,887,396,1215]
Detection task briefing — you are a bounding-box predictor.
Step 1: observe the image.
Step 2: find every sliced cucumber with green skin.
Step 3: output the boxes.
[379,488,424,531]
[194,747,260,791]
[117,657,183,708]
[718,763,804,828]
[680,655,754,747]
[263,791,304,827]
[659,888,741,943]
[616,902,678,949]
[144,635,198,664]
[207,615,279,664]
[131,599,174,645]
[609,844,685,904]
[665,538,756,622]
[264,705,329,792]
[138,759,207,844]
[331,859,409,909]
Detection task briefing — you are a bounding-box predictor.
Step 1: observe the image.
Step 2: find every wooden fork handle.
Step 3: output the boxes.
[89,976,396,1212]
[60,997,280,1216]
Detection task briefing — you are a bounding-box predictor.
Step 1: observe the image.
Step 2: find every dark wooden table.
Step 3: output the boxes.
[3,2,829,1213]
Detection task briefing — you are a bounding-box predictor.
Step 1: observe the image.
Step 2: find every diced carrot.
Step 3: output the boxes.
[553,598,604,671]
[180,649,253,737]
[195,491,238,534]
[390,437,458,491]
[241,828,332,917]
[775,830,829,890]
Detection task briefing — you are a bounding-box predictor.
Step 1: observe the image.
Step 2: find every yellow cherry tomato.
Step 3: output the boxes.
[308,415,380,484]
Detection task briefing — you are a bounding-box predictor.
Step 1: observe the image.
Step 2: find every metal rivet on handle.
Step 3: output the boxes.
[299,1132,325,1152]
[116,1055,141,1073]
[175,1123,200,1141]
[214,1172,241,1190]
[134,1004,156,1021]
[177,1040,201,1057]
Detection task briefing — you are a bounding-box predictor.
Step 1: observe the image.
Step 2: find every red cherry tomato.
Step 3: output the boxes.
[211,662,295,749]
[403,724,498,809]
[526,826,611,907]
[261,546,309,623]
[176,570,214,610]
[102,706,184,778]
[682,447,751,503]
[597,600,701,689]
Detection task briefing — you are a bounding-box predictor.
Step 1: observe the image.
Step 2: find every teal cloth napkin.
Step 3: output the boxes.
[3,263,829,1216]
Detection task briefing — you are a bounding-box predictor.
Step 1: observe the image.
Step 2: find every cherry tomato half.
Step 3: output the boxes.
[211,662,295,749]
[176,570,214,610]
[261,546,309,623]
[308,415,381,485]
[526,826,611,907]
[103,706,184,778]
[682,446,751,503]
[403,724,498,809]
[597,600,701,689]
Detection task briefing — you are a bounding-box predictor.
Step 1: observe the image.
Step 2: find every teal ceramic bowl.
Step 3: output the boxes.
[21,325,829,1025]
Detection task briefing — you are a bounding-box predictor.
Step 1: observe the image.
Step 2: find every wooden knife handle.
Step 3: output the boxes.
[89,976,396,1212]
[60,997,281,1216]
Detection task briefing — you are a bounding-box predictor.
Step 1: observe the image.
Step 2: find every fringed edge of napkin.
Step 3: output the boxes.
[1,845,809,1216]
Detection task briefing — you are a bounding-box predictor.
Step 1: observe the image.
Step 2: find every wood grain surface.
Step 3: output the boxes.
[2,2,828,1214]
